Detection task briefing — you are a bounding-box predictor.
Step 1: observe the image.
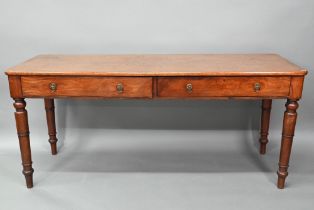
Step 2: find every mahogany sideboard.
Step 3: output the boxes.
[5,54,307,189]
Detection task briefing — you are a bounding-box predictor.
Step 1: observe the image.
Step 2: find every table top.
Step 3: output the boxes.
[5,54,307,77]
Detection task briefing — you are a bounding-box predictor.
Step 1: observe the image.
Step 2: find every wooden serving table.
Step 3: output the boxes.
[5,54,307,189]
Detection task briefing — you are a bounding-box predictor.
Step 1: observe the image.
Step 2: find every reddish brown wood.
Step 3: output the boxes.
[157,77,291,98]
[289,76,305,100]
[277,100,298,189]
[44,99,58,155]
[259,99,272,154]
[152,77,158,97]
[5,54,307,76]
[5,54,308,189]
[21,76,153,98]
[8,76,23,98]
[13,98,34,188]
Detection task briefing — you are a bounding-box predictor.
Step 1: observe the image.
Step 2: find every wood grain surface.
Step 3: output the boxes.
[157,76,291,97]
[5,54,307,76]
[21,76,153,98]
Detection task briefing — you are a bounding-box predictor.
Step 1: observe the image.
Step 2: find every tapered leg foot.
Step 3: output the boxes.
[23,168,34,188]
[277,171,287,189]
[14,98,34,188]
[44,99,58,155]
[260,145,266,155]
[277,99,298,189]
[259,99,272,154]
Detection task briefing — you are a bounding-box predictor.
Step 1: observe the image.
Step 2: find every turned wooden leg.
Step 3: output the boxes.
[14,98,34,188]
[277,99,298,189]
[259,99,272,154]
[44,98,58,155]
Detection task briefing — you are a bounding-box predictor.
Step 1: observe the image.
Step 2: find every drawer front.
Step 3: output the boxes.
[157,77,291,97]
[21,76,153,98]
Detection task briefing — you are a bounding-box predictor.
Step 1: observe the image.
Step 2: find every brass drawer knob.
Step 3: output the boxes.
[186,83,193,93]
[254,83,261,92]
[116,83,124,93]
[49,83,57,92]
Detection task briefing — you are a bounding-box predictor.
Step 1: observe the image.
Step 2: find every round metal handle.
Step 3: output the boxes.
[116,83,124,93]
[186,83,193,93]
[254,83,261,92]
[49,83,57,92]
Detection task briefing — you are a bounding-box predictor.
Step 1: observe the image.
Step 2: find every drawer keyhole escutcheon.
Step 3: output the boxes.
[49,83,57,92]
[254,82,261,92]
[186,83,193,93]
[116,83,124,93]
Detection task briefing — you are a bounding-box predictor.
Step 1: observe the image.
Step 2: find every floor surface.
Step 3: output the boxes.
[1,129,313,210]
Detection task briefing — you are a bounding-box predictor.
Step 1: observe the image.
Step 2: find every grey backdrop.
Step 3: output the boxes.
[0,1,314,210]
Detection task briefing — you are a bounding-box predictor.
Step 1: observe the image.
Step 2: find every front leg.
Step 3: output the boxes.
[14,98,34,188]
[277,99,298,189]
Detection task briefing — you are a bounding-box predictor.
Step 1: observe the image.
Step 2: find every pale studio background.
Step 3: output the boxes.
[0,1,314,210]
